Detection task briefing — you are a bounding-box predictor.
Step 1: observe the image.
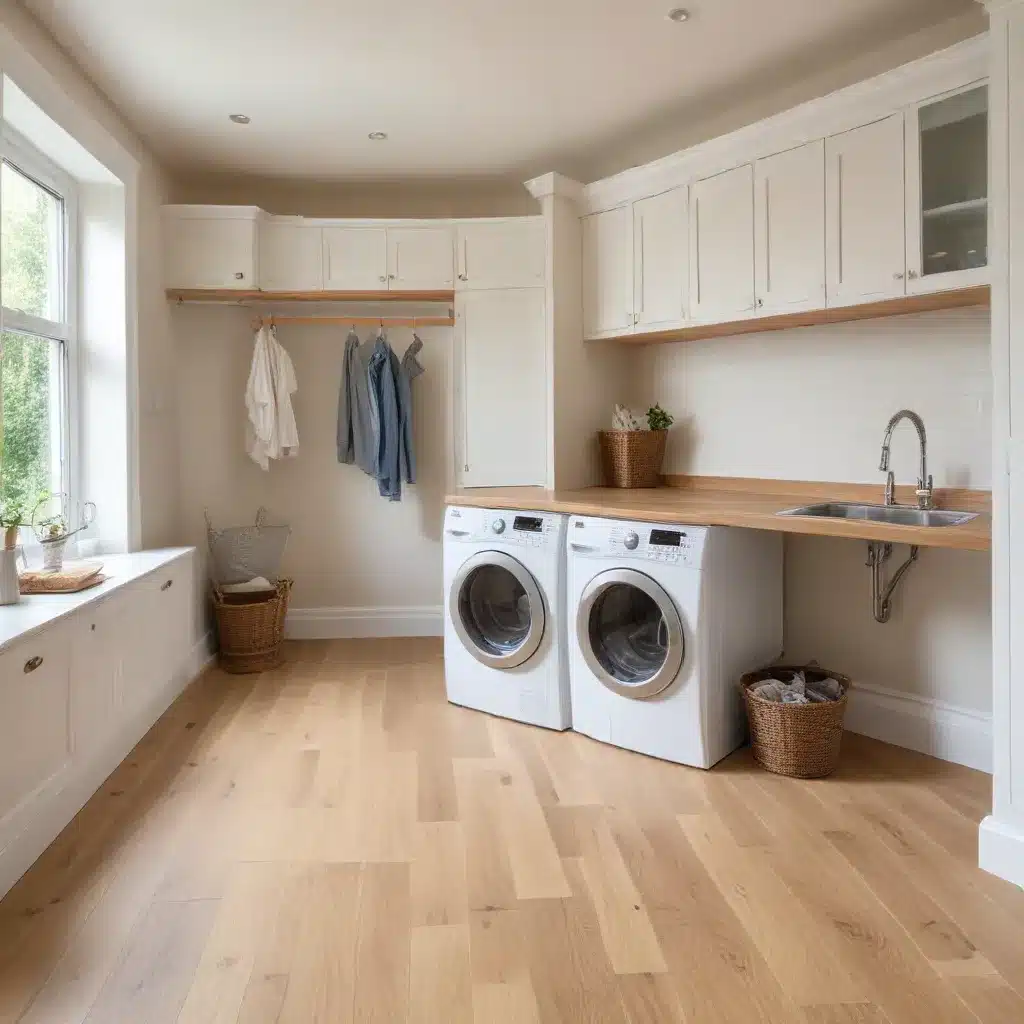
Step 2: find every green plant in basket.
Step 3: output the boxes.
[647,404,674,431]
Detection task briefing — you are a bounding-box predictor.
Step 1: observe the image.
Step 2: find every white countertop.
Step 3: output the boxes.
[0,548,194,653]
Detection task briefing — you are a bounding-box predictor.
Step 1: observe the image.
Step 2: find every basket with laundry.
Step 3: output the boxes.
[206,507,292,674]
[740,665,851,778]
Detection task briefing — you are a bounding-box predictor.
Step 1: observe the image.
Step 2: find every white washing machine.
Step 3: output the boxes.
[443,505,570,730]
[568,516,783,768]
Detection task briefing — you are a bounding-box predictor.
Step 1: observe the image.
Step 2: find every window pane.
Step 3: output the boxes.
[1,162,63,321]
[0,331,61,511]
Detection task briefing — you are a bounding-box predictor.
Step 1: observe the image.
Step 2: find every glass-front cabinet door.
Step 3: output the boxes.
[906,83,989,294]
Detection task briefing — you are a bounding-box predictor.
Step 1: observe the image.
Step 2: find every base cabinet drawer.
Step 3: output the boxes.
[0,626,71,824]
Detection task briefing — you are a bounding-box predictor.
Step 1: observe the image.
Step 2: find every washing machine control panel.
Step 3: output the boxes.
[445,506,561,549]
[569,518,708,569]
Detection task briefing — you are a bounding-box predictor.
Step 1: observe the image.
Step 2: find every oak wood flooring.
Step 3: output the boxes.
[0,638,1019,1023]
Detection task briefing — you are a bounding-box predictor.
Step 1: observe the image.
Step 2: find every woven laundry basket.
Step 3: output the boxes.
[599,430,668,488]
[740,666,851,779]
[212,578,292,674]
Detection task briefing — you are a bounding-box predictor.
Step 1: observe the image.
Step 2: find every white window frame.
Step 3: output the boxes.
[0,122,79,525]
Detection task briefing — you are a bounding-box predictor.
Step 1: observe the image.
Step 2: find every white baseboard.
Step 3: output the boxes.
[843,682,992,773]
[187,630,217,677]
[0,640,209,901]
[979,815,1024,888]
[285,606,443,640]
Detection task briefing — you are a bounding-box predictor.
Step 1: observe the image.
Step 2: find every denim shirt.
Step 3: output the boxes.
[367,335,403,501]
[398,335,424,484]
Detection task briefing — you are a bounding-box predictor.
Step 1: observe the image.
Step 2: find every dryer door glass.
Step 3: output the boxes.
[578,569,684,699]
[451,552,545,669]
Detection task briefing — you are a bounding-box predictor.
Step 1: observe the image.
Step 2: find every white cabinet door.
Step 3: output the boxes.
[826,115,907,306]
[386,226,454,290]
[456,219,545,290]
[458,288,547,487]
[633,187,689,329]
[259,221,323,291]
[690,165,756,322]
[322,227,389,290]
[582,207,633,338]
[70,590,131,757]
[163,213,258,289]
[755,141,826,314]
[0,625,70,824]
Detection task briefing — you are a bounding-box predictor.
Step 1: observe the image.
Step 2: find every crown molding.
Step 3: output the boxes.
[524,172,584,202]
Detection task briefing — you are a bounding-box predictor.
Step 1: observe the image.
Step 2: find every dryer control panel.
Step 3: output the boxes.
[445,506,562,549]
[568,517,709,570]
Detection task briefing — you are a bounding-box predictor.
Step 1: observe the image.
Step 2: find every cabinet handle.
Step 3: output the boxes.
[756,297,764,308]
[161,579,174,592]
[388,273,396,280]
[908,269,919,280]
[24,656,43,674]
[893,272,905,281]
[91,623,96,632]
[458,274,468,282]
[234,272,244,280]
[379,275,387,284]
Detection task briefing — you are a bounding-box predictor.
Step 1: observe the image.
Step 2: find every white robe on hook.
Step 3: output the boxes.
[246,324,299,470]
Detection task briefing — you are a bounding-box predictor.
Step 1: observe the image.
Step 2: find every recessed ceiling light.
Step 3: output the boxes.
[666,8,691,22]
[228,113,251,124]
[368,131,388,141]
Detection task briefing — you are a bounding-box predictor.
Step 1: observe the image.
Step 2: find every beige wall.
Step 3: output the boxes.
[170,175,538,218]
[175,306,452,633]
[0,3,178,552]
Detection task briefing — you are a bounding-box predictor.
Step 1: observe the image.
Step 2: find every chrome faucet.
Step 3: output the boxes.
[879,410,933,509]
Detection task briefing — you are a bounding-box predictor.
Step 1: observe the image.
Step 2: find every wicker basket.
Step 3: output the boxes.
[599,430,668,488]
[212,578,292,674]
[740,666,851,779]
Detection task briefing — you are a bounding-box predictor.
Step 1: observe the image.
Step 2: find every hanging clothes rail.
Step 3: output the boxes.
[250,313,454,330]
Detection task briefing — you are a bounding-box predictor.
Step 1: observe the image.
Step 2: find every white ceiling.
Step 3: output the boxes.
[24,0,977,183]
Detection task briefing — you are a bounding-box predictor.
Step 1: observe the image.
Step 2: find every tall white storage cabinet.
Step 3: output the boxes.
[755,141,826,314]
[690,164,756,322]
[826,115,907,306]
[633,187,689,329]
[457,288,547,487]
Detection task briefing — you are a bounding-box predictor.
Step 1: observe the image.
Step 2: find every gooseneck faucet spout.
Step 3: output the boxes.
[879,410,933,509]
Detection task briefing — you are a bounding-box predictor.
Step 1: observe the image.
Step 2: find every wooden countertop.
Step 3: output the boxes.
[444,478,992,552]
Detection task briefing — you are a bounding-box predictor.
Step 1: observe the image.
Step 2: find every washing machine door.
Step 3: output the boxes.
[577,568,684,699]
[450,551,546,669]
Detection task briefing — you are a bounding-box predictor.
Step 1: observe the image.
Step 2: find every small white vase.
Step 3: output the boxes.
[0,548,23,605]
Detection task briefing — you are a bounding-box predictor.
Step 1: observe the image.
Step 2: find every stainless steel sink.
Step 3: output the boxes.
[776,502,979,527]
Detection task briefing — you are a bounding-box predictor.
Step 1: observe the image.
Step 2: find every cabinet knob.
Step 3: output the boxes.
[24,656,43,674]
[908,269,920,280]
[379,275,387,283]
[756,297,764,308]
[388,274,396,280]
[458,274,468,282]
[161,579,174,592]
[893,272,905,281]
[234,272,244,280]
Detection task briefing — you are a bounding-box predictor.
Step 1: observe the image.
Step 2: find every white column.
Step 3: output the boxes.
[980,0,1024,885]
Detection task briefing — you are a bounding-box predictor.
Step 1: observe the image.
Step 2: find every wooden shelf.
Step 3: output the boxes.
[607,285,990,346]
[166,288,456,304]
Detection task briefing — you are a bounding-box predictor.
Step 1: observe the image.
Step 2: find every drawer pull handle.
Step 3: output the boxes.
[24,656,43,674]
[161,579,174,592]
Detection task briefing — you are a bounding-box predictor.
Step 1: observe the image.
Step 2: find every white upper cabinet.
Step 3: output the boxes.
[456,219,545,290]
[755,141,826,315]
[322,226,389,290]
[387,225,455,290]
[690,164,755,322]
[633,187,689,330]
[259,220,323,291]
[458,287,547,487]
[905,83,989,294]
[163,207,259,290]
[583,206,633,337]
[826,114,907,306]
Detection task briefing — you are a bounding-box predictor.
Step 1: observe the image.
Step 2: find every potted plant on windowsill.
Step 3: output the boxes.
[32,494,96,573]
[600,404,675,488]
[0,500,30,605]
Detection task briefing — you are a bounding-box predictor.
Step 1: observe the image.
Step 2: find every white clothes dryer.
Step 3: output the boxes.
[443,505,570,730]
[567,516,782,768]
